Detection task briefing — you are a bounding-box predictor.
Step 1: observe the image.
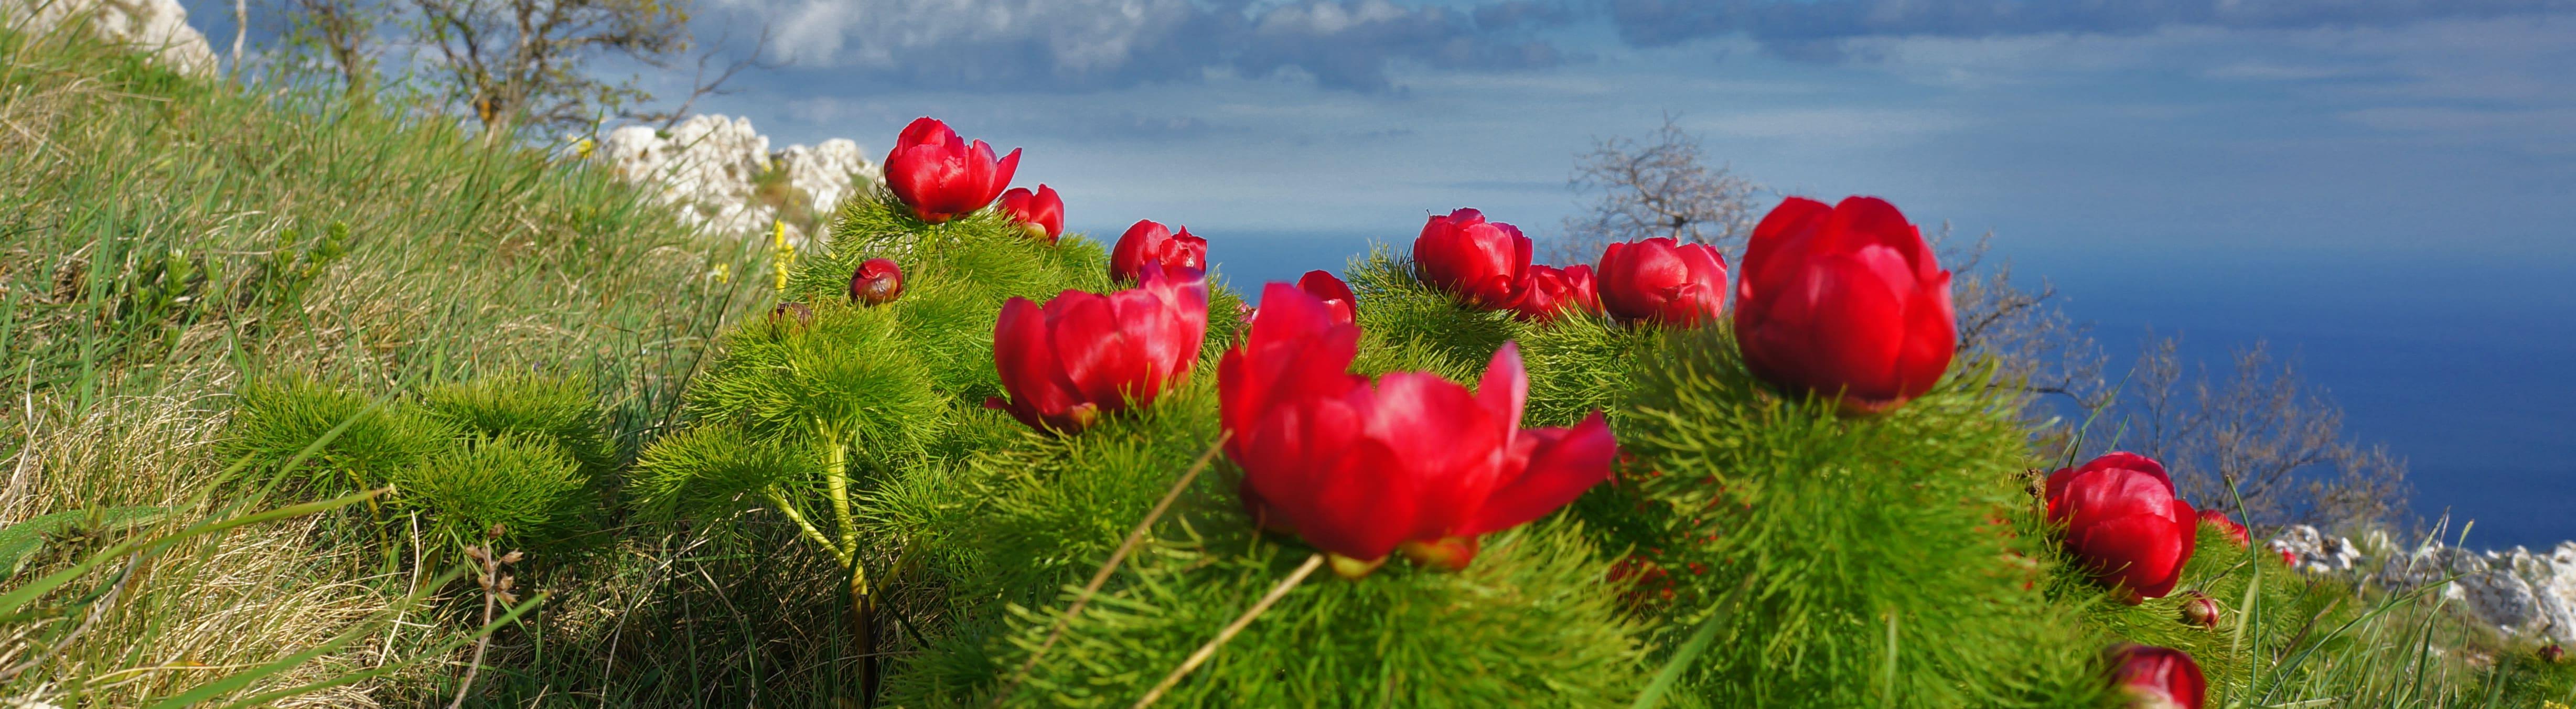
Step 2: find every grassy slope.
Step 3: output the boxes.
[0,28,782,705]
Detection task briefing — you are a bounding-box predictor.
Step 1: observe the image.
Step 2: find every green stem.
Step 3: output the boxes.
[763,487,849,566]
[825,439,857,558]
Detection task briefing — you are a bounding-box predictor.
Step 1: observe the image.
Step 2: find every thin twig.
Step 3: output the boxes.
[1132,553,1324,708]
[991,438,1225,706]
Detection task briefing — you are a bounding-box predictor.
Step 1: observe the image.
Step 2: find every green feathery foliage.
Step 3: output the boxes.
[1345,247,1516,384]
[228,377,458,491]
[418,373,617,477]
[395,434,598,547]
[628,422,819,521]
[1594,326,2111,707]
[228,374,617,550]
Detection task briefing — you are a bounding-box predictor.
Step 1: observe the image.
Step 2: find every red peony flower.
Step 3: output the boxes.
[1110,220,1208,283]
[1297,270,1357,327]
[2196,509,2250,549]
[997,184,1064,244]
[986,267,1207,434]
[2046,452,2197,604]
[883,117,1021,223]
[850,258,904,305]
[1412,208,1532,309]
[2106,643,2207,709]
[1220,285,1616,577]
[1733,196,1956,414]
[1511,264,1602,323]
[1595,239,1725,327]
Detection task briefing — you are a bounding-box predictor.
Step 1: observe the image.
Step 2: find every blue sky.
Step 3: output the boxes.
[185,0,2576,543]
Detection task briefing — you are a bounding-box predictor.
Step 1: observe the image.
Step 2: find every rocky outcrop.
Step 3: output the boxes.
[2,0,219,76]
[2376,541,2576,643]
[593,114,881,244]
[2269,524,2576,644]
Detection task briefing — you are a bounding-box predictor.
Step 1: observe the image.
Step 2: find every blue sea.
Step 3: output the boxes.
[1175,229,2576,550]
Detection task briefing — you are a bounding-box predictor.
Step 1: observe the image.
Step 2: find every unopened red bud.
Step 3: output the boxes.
[2542,643,2566,663]
[850,259,904,305]
[2178,592,2221,630]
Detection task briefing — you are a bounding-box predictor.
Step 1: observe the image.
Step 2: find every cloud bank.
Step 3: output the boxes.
[1605,0,2576,61]
[755,0,1566,92]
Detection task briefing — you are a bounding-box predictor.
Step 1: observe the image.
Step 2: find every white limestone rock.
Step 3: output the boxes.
[2375,540,2576,643]
[593,114,878,243]
[2269,524,2364,574]
[2,0,218,76]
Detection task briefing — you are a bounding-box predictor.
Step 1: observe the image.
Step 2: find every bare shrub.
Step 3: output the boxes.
[1553,113,1765,264]
[2113,336,2410,530]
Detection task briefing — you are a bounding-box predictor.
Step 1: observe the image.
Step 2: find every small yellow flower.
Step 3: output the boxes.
[575,138,594,159]
[711,263,731,284]
[771,220,796,292]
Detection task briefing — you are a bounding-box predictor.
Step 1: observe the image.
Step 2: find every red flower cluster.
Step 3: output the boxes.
[1735,196,1955,414]
[2045,453,2197,604]
[1219,282,1618,577]
[2108,643,2206,709]
[997,184,1064,244]
[1112,220,1209,283]
[987,267,1209,434]
[884,117,1021,223]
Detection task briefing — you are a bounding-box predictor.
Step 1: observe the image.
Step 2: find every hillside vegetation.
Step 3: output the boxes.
[4,27,2573,708]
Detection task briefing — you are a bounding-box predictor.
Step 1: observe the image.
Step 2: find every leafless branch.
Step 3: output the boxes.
[1553,112,1765,263]
[625,20,781,131]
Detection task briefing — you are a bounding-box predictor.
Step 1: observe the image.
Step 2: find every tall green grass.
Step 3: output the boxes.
[0,25,774,705]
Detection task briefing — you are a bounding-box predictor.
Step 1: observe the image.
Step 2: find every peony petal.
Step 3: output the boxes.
[1364,373,1504,540]
[1462,412,1617,536]
[1476,342,1529,434]
[1044,292,1146,408]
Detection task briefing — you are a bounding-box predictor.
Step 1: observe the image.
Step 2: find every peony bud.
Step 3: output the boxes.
[2196,509,2250,549]
[1734,196,1955,414]
[997,184,1064,244]
[1110,220,1208,283]
[1412,208,1532,309]
[2046,453,2196,604]
[2177,592,2221,630]
[1595,239,1724,327]
[2107,643,2206,709]
[850,258,904,305]
[883,117,1021,223]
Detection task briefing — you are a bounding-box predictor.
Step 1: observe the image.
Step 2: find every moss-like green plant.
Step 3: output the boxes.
[227,377,457,491]
[419,373,616,477]
[396,434,596,547]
